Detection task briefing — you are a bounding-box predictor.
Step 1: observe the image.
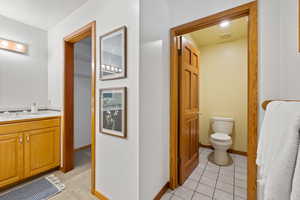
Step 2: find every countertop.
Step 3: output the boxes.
[0,110,61,123]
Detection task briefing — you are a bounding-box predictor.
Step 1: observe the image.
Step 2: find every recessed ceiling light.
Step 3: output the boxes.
[219,20,230,28]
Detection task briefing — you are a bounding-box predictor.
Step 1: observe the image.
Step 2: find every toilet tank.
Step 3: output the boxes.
[211,117,234,135]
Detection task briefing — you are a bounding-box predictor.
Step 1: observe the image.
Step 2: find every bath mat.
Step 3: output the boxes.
[208,152,233,166]
[0,175,65,200]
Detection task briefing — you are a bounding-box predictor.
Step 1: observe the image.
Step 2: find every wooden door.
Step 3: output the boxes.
[179,37,200,184]
[0,133,23,187]
[24,127,60,177]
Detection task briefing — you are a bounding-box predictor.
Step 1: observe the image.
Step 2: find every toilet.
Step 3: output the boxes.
[210,117,234,165]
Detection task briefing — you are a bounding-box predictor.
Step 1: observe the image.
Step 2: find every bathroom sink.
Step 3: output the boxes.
[27,110,59,116]
[30,111,52,114]
[0,113,23,121]
[0,110,60,122]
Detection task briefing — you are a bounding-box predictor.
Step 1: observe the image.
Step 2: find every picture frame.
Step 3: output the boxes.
[99,26,127,80]
[99,87,127,138]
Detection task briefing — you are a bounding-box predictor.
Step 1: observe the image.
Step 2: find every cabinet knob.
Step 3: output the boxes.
[26,136,30,142]
[19,136,23,144]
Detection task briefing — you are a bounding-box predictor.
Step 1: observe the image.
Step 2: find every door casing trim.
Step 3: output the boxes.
[62,21,96,194]
[169,2,258,200]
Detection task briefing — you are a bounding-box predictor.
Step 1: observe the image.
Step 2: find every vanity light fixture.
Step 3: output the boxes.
[16,44,24,50]
[1,40,8,47]
[100,64,123,73]
[0,38,27,54]
[219,20,230,28]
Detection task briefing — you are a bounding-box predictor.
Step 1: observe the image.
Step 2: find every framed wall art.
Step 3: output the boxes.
[99,26,127,80]
[99,87,127,138]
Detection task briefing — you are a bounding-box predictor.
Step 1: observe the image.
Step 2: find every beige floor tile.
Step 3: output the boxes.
[1,148,95,200]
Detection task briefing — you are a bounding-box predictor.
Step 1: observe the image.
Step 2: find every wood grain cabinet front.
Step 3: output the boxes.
[0,133,24,188]
[0,117,60,188]
[24,127,60,178]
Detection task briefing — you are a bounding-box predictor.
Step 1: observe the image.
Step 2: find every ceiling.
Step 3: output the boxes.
[186,16,248,48]
[0,0,88,30]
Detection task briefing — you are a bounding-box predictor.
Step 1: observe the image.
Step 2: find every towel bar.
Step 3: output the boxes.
[262,100,300,110]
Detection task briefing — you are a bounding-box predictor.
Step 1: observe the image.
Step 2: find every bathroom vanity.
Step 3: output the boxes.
[0,111,61,188]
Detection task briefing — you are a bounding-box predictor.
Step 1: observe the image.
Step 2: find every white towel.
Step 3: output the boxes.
[257,101,300,200]
[256,101,283,188]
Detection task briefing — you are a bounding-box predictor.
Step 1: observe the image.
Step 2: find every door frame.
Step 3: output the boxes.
[62,21,96,193]
[169,2,258,200]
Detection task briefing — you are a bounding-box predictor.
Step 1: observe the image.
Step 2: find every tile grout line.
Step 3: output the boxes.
[168,148,243,200]
[190,150,209,200]
[170,149,208,200]
[212,163,221,199]
[234,157,248,200]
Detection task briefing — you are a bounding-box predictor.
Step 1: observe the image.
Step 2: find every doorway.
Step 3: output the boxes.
[73,36,92,174]
[169,2,257,200]
[62,21,96,194]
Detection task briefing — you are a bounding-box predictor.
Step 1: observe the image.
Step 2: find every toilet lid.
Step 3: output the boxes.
[211,133,231,141]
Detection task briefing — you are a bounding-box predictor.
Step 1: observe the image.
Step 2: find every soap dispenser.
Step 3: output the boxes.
[31,102,38,114]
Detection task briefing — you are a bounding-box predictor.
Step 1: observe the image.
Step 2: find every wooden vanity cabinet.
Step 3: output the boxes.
[0,117,60,188]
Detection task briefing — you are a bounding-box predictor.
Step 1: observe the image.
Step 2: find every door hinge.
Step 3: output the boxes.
[178,157,181,165]
[178,48,182,55]
[177,36,182,55]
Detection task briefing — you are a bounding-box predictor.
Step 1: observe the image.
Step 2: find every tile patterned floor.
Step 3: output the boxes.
[1,147,246,200]
[162,147,247,200]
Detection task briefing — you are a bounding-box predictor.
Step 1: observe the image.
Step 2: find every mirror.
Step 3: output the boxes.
[99,26,127,80]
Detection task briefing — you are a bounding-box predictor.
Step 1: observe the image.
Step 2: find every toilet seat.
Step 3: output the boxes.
[211,133,231,142]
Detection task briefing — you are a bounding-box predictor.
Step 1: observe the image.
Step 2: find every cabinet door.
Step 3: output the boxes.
[24,127,60,177]
[0,133,23,187]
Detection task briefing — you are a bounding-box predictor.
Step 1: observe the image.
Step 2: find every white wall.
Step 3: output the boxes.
[0,15,48,111]
[279,0,300,99]
[258,0,281,122]
[140,0,263,199]
[47,0,139,199]
[74,39,91,149]
[140,0,171,199]
[140,40,170,199]
[258,0,300,116]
